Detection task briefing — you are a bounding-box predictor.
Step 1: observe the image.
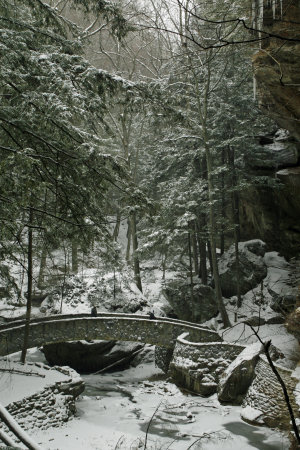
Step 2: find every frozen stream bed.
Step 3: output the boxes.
[28,349,289,450]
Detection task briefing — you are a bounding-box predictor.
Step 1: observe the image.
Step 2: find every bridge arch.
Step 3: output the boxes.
[0,313,221,356]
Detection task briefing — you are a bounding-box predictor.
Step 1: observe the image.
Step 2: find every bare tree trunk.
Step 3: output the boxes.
[126,219,131,263]
[188,231,194,321]
[131,212,143,292]
[37,244,47,289]
[194,50,230,327]
[228,145,242,307]
[112,212,121,241]
[21,207,33,363]
[191,222,199,276]
[234,228,242,308]
[205,145,231,328]
[162,248,168,281]
[60,242,68,314]
[71,239,78,273]
[199,238,207,285]
[220,147,226,255]
[206,239,213,278]
[196,217,208,285]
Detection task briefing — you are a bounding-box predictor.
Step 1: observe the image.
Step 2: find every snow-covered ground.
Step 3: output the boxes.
[15,349,287,450]
[0,243,298,448]
[0,358,68,406]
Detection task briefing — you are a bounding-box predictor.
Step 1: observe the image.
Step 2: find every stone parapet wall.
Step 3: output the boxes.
[7,387,75,431]
[1,364,84,436]
[242,355,299,429]
[168,333,245,396]
[0,314,221,356]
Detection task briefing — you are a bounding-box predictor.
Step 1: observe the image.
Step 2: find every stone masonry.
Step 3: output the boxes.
[242,355,299,430]
[0,313,221,356]
[169,333,245,396]
[0,363,84,441]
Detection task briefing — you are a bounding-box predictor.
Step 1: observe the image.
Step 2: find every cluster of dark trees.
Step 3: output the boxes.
[0,0,288,354]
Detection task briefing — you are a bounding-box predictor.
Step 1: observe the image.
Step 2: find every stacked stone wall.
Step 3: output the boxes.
[169,335,245,396]
[0,364,84,438]
[243,355,299,429]
[0,314,221,356]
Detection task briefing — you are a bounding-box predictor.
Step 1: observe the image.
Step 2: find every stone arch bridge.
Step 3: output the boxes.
[0,312,221,356]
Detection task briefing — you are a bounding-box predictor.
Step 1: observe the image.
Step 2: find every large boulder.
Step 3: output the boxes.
[163,281,218,323]
[264,251,298,313]
[43,340,144,373]
[217,342,263,404]
[286,307,300,343]
[218,240,267,297]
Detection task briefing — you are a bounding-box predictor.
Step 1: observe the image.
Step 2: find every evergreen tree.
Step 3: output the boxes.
[0,0,131,360]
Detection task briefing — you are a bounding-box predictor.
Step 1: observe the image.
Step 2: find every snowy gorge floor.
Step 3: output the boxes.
[17,349,288,450]
[0,245,298,449]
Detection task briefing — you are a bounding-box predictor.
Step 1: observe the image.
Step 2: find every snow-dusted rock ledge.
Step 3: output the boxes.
[0,360,84,433]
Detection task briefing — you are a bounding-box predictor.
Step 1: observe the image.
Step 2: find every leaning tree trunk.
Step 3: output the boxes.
[131,212,143,293]
[21,207,33,363]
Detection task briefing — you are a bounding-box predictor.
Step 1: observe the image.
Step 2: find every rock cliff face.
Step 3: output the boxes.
[240,130,300,257]
[248,1,300,257]
[252,0,300,140]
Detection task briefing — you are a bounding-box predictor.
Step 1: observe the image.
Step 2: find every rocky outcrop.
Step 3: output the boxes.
[218,240,267,297]
[248,0,300,257]
[218,343,263,404]
[286,306,300,342]
[43,340,144,373]
[163,281,218,323]
[239,167,300,258]
[249,130,300,170]
[240,131,300,257]
[252,1,300,141]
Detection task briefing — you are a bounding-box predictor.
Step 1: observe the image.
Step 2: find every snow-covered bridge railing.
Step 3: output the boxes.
[0,313,221,356]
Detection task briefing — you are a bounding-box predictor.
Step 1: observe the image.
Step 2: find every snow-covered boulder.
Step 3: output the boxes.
[263,251,297,313]
[163,280,218,323]
[286,307,300,342]
[218,240,267,298]
[217,342,263,404]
